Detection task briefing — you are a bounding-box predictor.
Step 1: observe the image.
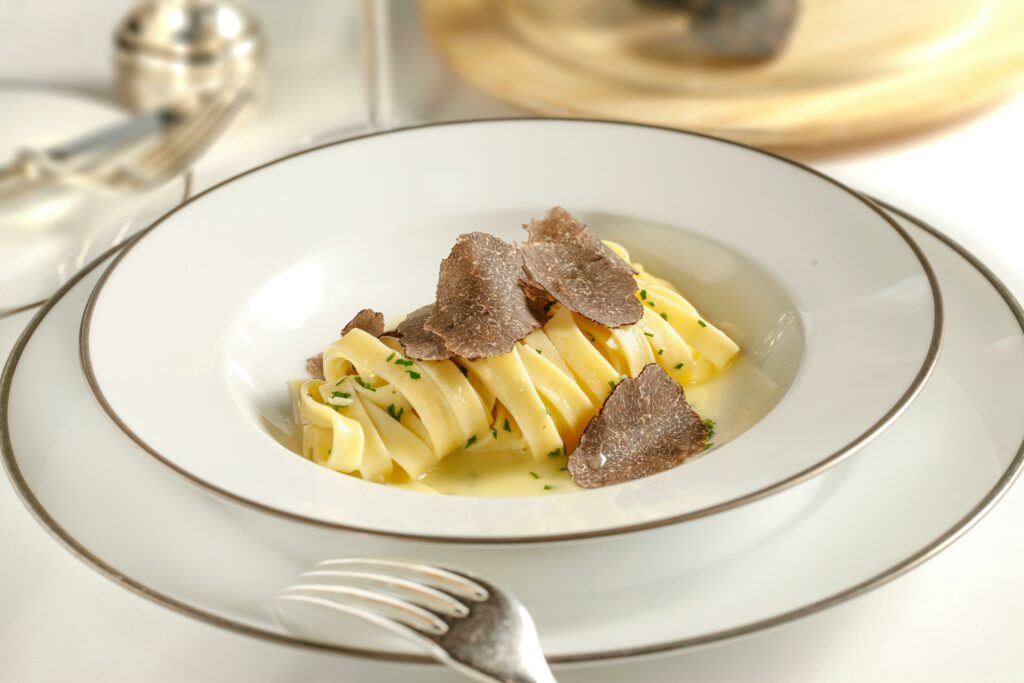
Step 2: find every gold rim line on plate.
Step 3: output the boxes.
[76,118,945,544]
[0,199,1017,665]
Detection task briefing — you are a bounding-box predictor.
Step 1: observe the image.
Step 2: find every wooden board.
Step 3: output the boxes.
[422,0,1024,150]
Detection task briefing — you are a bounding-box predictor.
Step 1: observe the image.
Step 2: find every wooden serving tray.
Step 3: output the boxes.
[422,0,1024,150]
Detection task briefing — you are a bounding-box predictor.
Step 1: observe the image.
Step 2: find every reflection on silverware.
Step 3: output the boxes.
[0,107,181,200]
[272,558,557,683]
[91,85,252,192]
[114,0,266,112]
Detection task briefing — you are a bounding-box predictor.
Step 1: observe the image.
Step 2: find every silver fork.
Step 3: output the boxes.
[271,558,557,683]
[88,84,251,192]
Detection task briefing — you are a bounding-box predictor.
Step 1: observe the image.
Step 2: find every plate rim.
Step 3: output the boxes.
[0,200,1019,665]
[76,118,944,544]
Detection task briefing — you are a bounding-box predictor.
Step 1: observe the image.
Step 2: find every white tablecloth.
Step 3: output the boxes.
[2,2,1023,681]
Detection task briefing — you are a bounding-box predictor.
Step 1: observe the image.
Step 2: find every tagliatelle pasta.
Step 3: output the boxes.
[294,241,739,486]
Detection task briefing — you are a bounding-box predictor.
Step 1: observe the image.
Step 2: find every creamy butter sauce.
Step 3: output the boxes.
[394,356,775,496]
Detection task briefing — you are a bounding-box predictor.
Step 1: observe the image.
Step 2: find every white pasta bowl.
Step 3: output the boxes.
[81,120,940,559]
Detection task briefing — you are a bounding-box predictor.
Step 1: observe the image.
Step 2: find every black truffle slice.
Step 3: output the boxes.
[395,304,451,361]
[522,242,644,328]
[423,232,545,359]
[306,354,325,380]
[521,208,643,328]
[568,364,708,488]
[341,308,385,338]
[523,207,635,275]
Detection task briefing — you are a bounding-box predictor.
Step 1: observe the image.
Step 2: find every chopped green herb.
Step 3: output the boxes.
[353,377,376,391]
[640,289,647,300]
[674,362,684,370]
[385,351,396,363]
[406,370,421,380]
[660,312,669,321]
[536,348,542,354]
[334,379,345,386]
[657,348,664,355]
[503,418,511,432]
[458,366,468,377]
[386,404,404,421]
[698,319,708,328]
[491,428,498,439]
[559,466,568,471]
[543,485,553,491]
[331,391,351,399]
[327,448,332,455]
[395,358,414,367]
[547,447,562,458]
[466,435,477,448]
[529,471,540,479]
[643,331,655,337]
[705,418,717,441]
[647,300,656,308]
[608,380,617,390]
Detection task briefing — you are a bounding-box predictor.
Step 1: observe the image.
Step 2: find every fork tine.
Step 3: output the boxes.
[271,593,440,650]
[281,584,450,636]
[96,86,249,191]
[314,559,489,602]
[125,89,247,182]
[300,569,470,618]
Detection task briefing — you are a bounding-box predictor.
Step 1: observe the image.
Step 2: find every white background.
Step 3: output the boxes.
[1,1,1023,681]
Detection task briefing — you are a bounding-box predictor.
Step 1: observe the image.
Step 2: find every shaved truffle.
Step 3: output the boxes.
[521,208,643,328]
[306,354,325,380]
[341,308,385,338]
[395,304,451,360]
[568,364,708,488]
[522,242,644,328]
[423,232,545,359]
[523,207,635,275]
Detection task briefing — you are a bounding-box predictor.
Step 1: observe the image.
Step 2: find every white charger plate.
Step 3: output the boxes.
[80,119,941,541]
[2,203,1020,666]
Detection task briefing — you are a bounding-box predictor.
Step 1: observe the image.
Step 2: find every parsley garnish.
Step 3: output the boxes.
[385,351,396,363]
[704,418,717,450]
[331,391,351,399]
[660,312,669,321]
[608,380,617,390]
[406,370,421,380]
[387,404,404,421]
[529,471,540,479]
[354,377,376,391]
[547,447,562,458]
[491,428,498,439]
[674,362,684,370]
[640,289,647,300]
[543,485,553,491]
[698,319,707,328]
[503,418,511,432]
[536,348,542,354]
[643,331,654,337]
[466,435,477,448]
[395,358,414,367]
[657,348,664,355]
[647,301,656,308]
